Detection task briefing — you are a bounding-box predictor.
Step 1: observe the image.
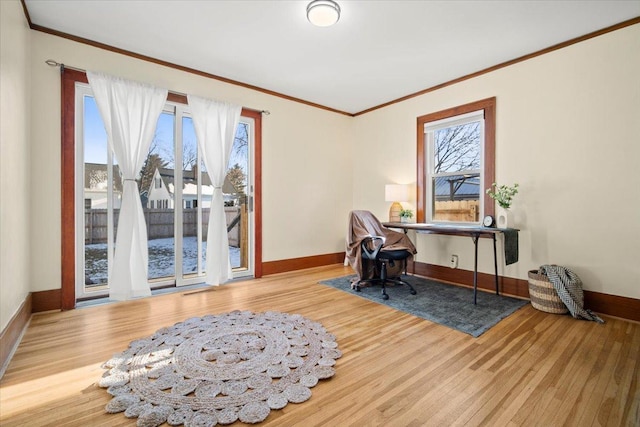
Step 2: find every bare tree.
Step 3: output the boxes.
[182,142,198,172]
[89,169,108,189]
[229,123,249,167]
[434,122,480,199]
[225,123,249,198]
[434,122,480,172]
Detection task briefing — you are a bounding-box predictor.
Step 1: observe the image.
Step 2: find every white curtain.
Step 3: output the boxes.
[87,71,168,300]
[187,95,241,285]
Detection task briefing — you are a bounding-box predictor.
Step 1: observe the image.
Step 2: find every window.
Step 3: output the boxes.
[417,98,495,223]
[62,69,263,308]
[426,110,482,223]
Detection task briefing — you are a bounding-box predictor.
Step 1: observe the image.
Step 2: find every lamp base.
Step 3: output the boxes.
[389,202,402,222]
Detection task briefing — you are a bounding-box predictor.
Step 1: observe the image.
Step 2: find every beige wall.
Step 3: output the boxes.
[352,24,640,299]
[28,31,354,292]
[1,1,32,332]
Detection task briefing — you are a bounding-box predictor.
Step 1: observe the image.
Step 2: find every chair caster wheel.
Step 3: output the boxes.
[410,290,417,295]
[382,294,389,300]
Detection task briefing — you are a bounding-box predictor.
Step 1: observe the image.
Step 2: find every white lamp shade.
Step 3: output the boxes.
[307,0,341,27]
[385,184,410,202]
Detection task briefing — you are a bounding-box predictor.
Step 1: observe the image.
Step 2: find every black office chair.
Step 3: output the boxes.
[353,236,417,300]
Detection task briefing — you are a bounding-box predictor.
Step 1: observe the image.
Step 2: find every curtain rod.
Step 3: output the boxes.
[45,59,271,115]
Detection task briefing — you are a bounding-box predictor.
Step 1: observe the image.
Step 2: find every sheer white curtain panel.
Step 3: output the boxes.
[187,95,241,285]
[87,71,168,300]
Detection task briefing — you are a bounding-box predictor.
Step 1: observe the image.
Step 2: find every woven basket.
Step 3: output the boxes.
[527,270,568,314]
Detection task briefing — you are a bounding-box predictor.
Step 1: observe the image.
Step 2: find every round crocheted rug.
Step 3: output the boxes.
[99,310,341,426]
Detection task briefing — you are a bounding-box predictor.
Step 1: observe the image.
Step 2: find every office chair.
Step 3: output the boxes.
[352,235,417,300]
[346,210,417,299]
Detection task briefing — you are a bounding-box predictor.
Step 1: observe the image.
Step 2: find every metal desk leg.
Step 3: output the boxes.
[493,234,499,295]
[472,233,479,305]
[401,228,409,276]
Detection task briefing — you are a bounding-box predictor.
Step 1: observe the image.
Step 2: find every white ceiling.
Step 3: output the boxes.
[24,0,640,115]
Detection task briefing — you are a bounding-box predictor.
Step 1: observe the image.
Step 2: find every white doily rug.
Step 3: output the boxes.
[99,310,341,426]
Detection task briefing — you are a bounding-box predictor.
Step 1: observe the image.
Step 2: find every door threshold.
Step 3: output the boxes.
[76,277,251,308]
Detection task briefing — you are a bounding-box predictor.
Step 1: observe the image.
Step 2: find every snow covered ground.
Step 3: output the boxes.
[84,236,240,285]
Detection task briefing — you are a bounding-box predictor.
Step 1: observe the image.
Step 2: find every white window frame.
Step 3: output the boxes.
[424,110,485,224]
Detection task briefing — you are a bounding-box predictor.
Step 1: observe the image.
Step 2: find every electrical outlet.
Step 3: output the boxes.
[450,254,458,269]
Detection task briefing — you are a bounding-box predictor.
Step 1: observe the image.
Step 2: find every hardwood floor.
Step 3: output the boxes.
[1,265,638,426]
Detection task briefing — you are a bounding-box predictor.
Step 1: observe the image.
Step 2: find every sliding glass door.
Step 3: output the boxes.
[75,85,254,299]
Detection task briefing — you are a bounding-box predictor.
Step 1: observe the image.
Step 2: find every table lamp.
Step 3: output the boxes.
[385,184,409,222]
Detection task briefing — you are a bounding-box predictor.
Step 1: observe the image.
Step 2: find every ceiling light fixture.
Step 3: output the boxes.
[307,0,341,27]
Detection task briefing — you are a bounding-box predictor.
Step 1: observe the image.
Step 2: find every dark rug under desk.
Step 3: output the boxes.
[319,274,528,337]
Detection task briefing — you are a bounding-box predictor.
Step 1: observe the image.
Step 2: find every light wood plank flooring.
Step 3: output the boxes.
[1,265,638,426]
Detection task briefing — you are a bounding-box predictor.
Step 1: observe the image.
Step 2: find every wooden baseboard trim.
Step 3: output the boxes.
[32,288,62,313]
[26,258,639,322]
[30,253,346,311]
[411,261,640,322]
[0,294,32,378]
[583,291,640,323]
[262,252,346,276]
[410,261,530,298]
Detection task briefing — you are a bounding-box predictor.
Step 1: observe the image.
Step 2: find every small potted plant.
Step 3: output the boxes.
[486,182,519,228]
[400,209,414,223]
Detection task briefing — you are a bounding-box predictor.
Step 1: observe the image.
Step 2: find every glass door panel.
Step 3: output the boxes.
[228,121,252,275]
[200,159,210,275]
[144,112,176,284]
[181,116,204,280]
[179,116,254,283]
[79,94,120,298]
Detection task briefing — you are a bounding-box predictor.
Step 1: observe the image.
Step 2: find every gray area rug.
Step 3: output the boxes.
[319,275,528,337]
[99,311,340,426]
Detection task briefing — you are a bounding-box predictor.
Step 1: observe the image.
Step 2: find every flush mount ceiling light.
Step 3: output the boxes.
[307,0,341,27]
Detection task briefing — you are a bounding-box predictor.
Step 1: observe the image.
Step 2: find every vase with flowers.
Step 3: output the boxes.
[486,182,519,228]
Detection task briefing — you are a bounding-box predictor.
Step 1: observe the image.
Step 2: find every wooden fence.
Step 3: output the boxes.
[84,206,241,246]
[433,200,479,222]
